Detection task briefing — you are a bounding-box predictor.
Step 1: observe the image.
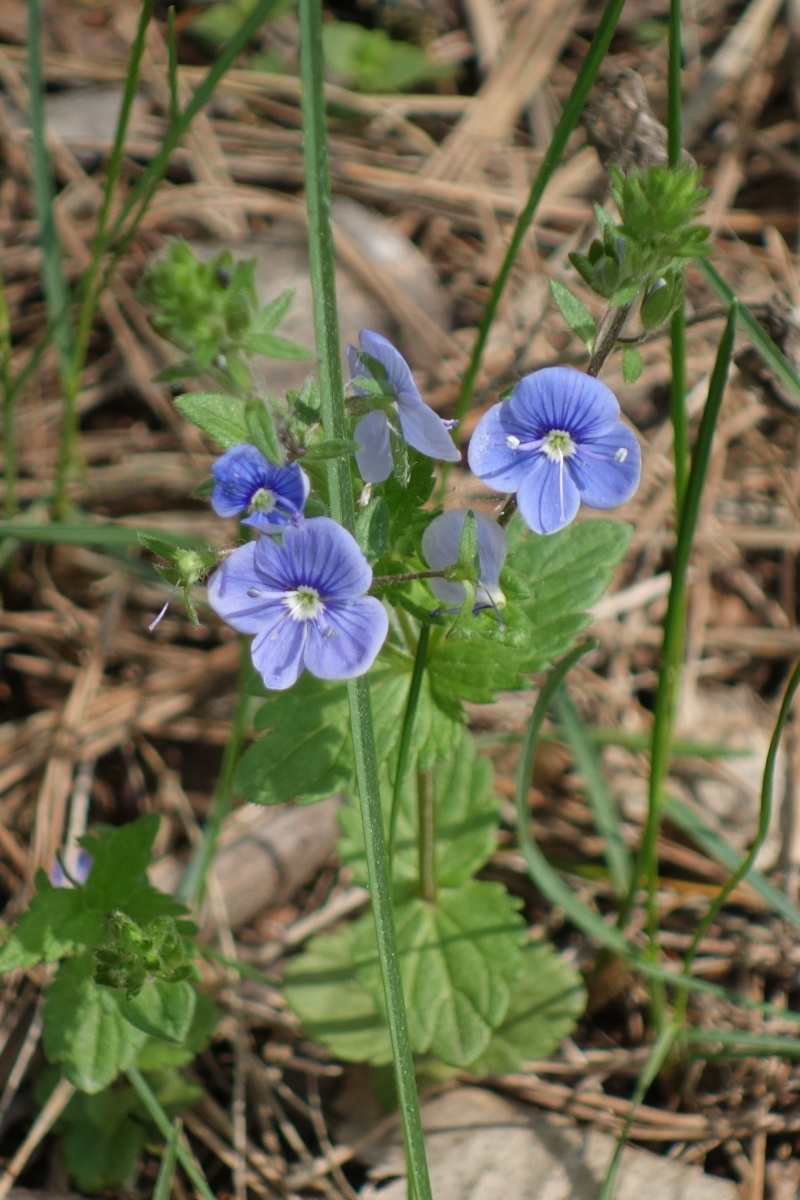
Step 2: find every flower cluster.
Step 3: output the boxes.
[200,337,640,690]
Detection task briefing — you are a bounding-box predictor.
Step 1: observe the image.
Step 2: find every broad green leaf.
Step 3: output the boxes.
[549,280,596,348]
[236,674,353,805]
[134,991,218,1070]
[382,451,435,539]
[467,943,587,1075]
[427,638,522,705]
[282,925,392,1065]
[338,729,498,892]
[43,955,147,1093]
[117,980,196,1044]
[61,1091,148,1193]
[357,882,526,1067]
[173,393,248,449]
[81,815,160,913]
[355,496,389,562]
[0,873,103,971]
[369,663,461,776]
[621,345,643,383]
[507,518,632,672]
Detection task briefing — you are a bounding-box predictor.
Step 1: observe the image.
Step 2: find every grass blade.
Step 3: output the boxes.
[152,1118,181,1200]
[0,519,208,550]
[554,690,632,895]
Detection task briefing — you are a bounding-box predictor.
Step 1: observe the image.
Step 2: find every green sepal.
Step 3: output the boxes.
[621,345,643,383]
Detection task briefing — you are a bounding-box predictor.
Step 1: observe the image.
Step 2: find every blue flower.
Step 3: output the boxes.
[211,444,309,530]
[421,509,507,613]
[207,517,388,690]
[468,367,641,535]
[348,330,460,482]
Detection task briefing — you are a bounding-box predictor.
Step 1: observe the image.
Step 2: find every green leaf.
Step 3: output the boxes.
[173,393,248,448]
[507,518,632,672]
[282,924,392,1065]
[243,331,313,361]
[236,673,353,805]
[246,399,283,464]
[117,980,197,1044]
[134,991,218,1070]
[609,278,641,307]
[0,872,103,971]
[43,955,147,1093]
[80,815,161,914]
[356,882,526,1067]
[254,287,295,334]
[355,495,389,562]
[427,638,522,705]
[322,21,441,93]
[468,942,586,1074]
[61,1093,149,1192]
[382,451,435,537]
[549,280,596,348]
[338,729,498,892]
[621,345,643,384]
[369,664,461,775]
[303,438,361,461]
[568,252,610,299]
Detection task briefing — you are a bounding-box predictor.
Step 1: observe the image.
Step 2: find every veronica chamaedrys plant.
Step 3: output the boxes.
[207,517,388,689]
[468,366,641,535]
[348,329,460,482]
[422,509,507,614]
[211,444,309,530]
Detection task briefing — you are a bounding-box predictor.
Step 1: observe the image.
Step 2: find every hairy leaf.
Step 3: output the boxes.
[173,393,248,449]
[0,873,103,971]
[117,980,197,1044]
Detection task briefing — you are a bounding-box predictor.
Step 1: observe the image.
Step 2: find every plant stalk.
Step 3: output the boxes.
[417,769,436,903]
[298,3,432,1197]
[586,303,633,378]
[126,1068,216,1200]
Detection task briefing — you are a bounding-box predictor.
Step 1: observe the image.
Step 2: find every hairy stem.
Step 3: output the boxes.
[586,304,633,378]
[299,4,432,1197]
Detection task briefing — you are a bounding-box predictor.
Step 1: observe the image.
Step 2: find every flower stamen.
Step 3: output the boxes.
[248,487,276,516]
[285,585,324,622]
[542,429,576,463]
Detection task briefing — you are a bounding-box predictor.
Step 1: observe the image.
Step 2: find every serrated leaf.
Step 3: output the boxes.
[427,638,522,705]
[236,674,353,806]
[621,345,643,383]
[282,925,392,1065]
[173,393,248,449]
[0,873,104,971]
[134,991,218,1070]
[356,882,526,1067]
[338,728,497,891]
[80,815,161,914]
[549,280,596,348]
[254,288,294,334]
[467,942,586,1075]
[506,519,632,672]
[43,955,147,1093]
[117,980,196,1044]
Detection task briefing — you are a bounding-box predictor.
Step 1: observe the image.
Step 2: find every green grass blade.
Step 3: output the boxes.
[167,7,180,125]
[663,793,800,931]
[699,259,800,407]
[683,1029,800,1057]
[0,519,208,550]
[152,1118,181,1200]
[126,1069,215,1200]
[27,0,71,367]
[555,690,632,895]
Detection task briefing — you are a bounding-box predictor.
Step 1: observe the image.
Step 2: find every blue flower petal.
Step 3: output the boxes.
[397,396,461,463]
[516,455,581,535]
[206,542,285,634]
[509,368,621,441]
[354,330,422,405]
[355,410,393,483]
[467,403,532,491]
[275,517,373,600]
[251,613,306,691]
[304,598,389,681]
[421,509,507,608]
[569,423,641,510]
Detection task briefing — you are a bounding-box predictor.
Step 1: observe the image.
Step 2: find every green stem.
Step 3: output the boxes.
[389,623,430,858]
[298,4,431,1198]
[126,1067,216,1200]
[453,0,628,426]
[417,768,436,903]
[667,0,683,168]
[178,640,252,909]
[629,304,737,990]
[670,307,688,510]
[0,268,15,519]
[167,6,180,126]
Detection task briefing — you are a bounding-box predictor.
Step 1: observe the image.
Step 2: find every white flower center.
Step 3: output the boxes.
[249,487,276,515]
[285,585,323,622]
[542,429,576,462]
